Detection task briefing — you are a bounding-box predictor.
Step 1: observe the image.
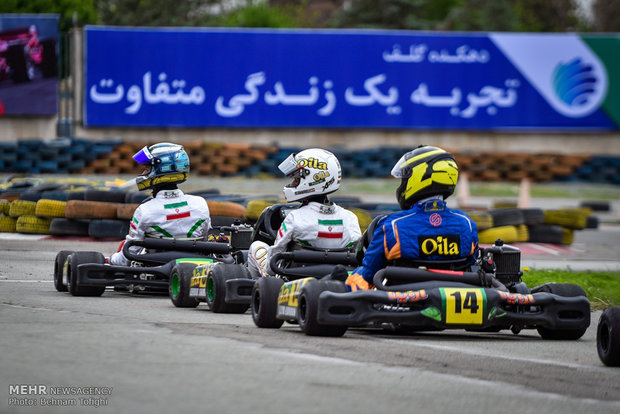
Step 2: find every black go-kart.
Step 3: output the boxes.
[168,203,304,313]
[53,222,252,297]
[253,213,591,338]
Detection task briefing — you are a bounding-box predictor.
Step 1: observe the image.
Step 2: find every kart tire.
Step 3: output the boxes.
[0,199,10,215]
[53,250,72,292]
[206,200,246,218]
[299,279,347,337]
[49,218,90,237]
[9,200,37,217]
[534,283,589,340]
[65,200,119,220]
[206,264,250,313]
[252,277,284,329]
[35,199,67,218]
[67,251,106,297]
[88,219,129,239]
[84,190,128,203]
[169,263,200,308]
[117,203,138,220]
[597,307,620,367]
[0,215,17,232]
[16,215,51,234]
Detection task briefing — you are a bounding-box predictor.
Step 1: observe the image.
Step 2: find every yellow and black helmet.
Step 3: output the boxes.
[391,145,458,209]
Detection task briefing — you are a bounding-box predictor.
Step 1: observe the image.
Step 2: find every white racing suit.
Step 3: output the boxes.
[109,189,211,266]
[247,201,362,278]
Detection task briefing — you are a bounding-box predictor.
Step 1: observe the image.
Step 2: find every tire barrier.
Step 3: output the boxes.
[1,138,619,183]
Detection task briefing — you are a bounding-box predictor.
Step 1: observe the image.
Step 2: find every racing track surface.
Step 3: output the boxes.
[0,237,619,414]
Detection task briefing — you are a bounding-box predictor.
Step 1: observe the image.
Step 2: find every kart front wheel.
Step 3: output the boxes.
[299,280,347,337]
[67,251,106,297]
[597,307,620,366]
[169,263,199,308]
[53,250,72,292]
[251,277,284,329]
[206,264,250,313]
[534,283,589,340]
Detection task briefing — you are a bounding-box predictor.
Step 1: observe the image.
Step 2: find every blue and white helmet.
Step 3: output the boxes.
[132,142,189,191]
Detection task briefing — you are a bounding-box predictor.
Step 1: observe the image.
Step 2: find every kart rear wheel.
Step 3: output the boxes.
[534,283,589,340]
[169,263,200,308]
[206,264,250,313]
[53,250,72,292]
[67,251,106,297]
[299,280,347,337]
[251,277,284,328]
[597,307,620,366]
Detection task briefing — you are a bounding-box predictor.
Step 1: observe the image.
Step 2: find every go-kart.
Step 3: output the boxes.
[251,214,590,338]
[168,203,302,313]
[303,240,591,337]
[53,222,251,297]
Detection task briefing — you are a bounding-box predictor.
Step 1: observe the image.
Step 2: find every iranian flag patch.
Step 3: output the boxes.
[165,201,190,221]
[317,219,343,239]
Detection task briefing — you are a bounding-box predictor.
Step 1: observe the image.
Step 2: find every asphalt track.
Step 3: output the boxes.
[1,181,620,413]
[0,235,619,414]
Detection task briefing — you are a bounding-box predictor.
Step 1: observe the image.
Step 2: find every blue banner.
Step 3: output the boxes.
[84,27,615,130]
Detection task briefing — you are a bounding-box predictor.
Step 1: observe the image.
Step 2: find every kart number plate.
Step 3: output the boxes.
[440,288,486,325]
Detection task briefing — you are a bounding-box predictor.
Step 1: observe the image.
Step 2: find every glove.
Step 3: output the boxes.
[345,273,373,292]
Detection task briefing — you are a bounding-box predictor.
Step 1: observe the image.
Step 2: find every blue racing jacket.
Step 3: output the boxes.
[347,197,479,289]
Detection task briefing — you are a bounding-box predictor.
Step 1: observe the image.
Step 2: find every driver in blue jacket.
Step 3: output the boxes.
[345,145,479,291]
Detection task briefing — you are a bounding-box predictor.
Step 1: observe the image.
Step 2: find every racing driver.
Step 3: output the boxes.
[109,142,211,266]
[247,148,362,278]
[345,145,479,291]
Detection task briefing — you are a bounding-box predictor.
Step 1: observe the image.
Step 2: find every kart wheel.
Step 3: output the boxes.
[251,277,284,329]
[67,251,106,297]
[597,307,620,367]
[53,250,72,292]
[169,263,199,308]
[206,264,250,313]
[534,283,589,340]
[299,280,347,337]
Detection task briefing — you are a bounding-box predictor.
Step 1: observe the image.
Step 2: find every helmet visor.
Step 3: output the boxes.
[278,153,300,176]
[133,146,153,165]
[391,148,447,178]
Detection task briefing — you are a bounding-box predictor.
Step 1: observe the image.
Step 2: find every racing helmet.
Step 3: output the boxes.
[391,145,458,210]
[133,142,189,191]
[278,148,342,202]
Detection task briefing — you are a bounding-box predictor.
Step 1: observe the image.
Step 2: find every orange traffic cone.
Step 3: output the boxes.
[517,177,531,208]
[457,172,470,208]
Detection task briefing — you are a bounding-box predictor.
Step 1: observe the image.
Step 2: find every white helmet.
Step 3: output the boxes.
[278,148,342,202]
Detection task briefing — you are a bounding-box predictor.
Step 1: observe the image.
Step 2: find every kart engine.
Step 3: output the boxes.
[484,240,523,287]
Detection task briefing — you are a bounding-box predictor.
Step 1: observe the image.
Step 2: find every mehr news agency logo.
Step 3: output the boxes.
[8,384,113,408]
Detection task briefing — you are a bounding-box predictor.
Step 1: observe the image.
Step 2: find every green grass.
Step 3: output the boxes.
[522,269,620,310]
